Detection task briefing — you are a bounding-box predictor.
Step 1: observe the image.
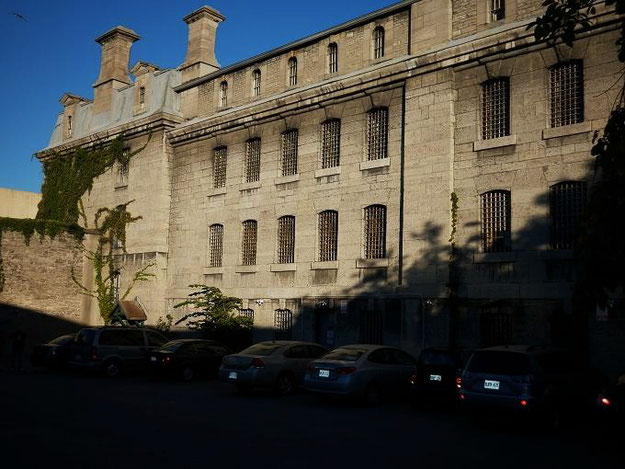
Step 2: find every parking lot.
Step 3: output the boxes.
[0,369,620,469]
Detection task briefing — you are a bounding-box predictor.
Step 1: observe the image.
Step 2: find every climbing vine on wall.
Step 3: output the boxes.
[447,192,460,348]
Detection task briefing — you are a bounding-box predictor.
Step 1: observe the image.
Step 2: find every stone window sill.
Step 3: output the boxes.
[203,266,224,275]
[311,261,339,270]
[542,121,591,140]
[360,158,390,171]
[240,181,261,191]
[235,265,258,273]
[315,166,341,178]
[356,258,389,269]
[473,135,517,152]
[207,187,227,197]
[270,263,297,272]
[275,174,300,186]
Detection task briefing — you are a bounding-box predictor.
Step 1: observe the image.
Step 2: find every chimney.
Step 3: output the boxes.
[93,26,140,115]
[180,6,225,82]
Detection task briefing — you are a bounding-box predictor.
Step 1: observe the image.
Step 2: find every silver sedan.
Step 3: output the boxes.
[219,341,328,395]
[304,344,417,404]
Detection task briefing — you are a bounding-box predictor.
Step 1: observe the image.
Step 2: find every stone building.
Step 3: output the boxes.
[36,0,623,359]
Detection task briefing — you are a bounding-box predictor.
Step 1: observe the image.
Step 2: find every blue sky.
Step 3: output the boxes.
[0,0,397,193]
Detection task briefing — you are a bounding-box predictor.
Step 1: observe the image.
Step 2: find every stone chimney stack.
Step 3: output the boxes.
[180,6,225,83]
[93,26,140,115]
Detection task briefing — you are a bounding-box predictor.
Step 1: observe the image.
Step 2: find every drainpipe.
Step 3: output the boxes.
[398,83,406,286]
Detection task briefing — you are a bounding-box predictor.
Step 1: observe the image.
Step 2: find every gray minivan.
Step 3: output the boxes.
[69,327,169,377]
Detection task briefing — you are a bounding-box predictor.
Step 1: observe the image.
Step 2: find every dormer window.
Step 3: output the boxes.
[490,0,505,22]
[252,69,261,97]
[373,26,385,59]
[139,86,146,109]
[288,57,298,87]
[220,80,228,107]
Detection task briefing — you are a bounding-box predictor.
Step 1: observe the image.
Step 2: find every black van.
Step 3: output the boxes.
[410,348,471,403]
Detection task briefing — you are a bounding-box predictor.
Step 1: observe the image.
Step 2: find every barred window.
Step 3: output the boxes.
[139,86,146,109]
[245,138,261,183]
[220,81,228,107]
[367,107,389,161]
[252,69,261,97]
[115,147,130,187]
[281,129,298,177]
[209,224,224,267]
[277,215,295,264]
[241,220,258,265]
[288,57,298,86]
[550,181,587,250]
[550,61,584,128]
[318,210,338,262]
[213,146,227,188]
[321,119,341,169]
[274,309,293,340]
[373,26,385,59]
[481,190,511,253]
[481,78,510,140]
[364,205,386,259]
[67,115,73,135]
[239,308,254,322]
[328,43,338,74]
[491,0,505,22]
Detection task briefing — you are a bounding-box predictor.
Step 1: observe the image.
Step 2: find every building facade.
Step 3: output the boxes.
[37,1,623,359]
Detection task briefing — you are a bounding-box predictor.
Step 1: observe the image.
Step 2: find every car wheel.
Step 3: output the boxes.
[275,372,296,396]
[103,359,121,378]
[364,383,382,406]
[182,366,194,382]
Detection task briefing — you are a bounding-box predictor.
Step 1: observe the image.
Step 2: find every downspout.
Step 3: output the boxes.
[398,83,406,286]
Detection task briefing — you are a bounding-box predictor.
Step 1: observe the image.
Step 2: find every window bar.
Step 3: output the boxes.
[278,216,295,264]
[281,130,298,177]
[274,309,293,340]
[364,205,386,259]
[213,146,227,188]
[241,220,258,265]
[550,61,584,128]
[481,191,511,253]
[319,210,338,262]
[367,108,388,161]
[374,27,385,59]
[328,43,338,74]
[209,224,224,267]
[481,78,510,140]
[550,181,586,249]
[220,81,228,107]
[321,119,341,169]
[289,58,297,86]
[245,138,261,183]
[491,0,505,22]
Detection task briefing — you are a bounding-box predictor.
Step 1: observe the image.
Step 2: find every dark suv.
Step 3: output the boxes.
[69,327,169,377]
[459,345,594,426]
[410,348,471,403]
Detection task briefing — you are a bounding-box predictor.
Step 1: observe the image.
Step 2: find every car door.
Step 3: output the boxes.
[389,349,417,394]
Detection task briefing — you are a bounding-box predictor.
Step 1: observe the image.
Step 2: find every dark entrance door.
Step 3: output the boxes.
[314,306,336,349]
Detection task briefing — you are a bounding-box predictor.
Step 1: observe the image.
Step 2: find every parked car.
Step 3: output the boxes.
[30,334,76,368]
[68,327,169,377]
[459,345,596,426]
[149,339,231,381]
[410,347,471,404]
[305,344,417,404]
[220,341,329,395]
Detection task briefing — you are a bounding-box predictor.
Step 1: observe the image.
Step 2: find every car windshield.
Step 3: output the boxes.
[160,342,185,351]
[466,351,531,375]
[50,335,74,345]
[323,348,367,362]
[240,343,282,356]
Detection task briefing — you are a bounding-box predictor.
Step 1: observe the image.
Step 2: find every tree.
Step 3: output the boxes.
[530,0,625,307]
[72,201,154,323]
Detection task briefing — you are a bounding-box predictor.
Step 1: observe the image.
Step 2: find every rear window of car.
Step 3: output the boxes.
[241,343,282,356]
[418,350,458,367]
[160,341,185,351]
[75,330,96,345]
[323,348,366,362]
[466,351,531,375]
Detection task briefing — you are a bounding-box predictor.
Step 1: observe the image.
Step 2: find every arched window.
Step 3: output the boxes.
[252,69,261,96]
[318,210,339,262]
[480,190,511,253]
[241,220,258,265]
[328,43,338,74]
[239,308,254,323]
[209,224,224,267]
[373,26,385,59]
[364,205,386,259]
[549,181,587,249]
[220,81,228,107]
[288,57,298,86]
[277,215,296,264]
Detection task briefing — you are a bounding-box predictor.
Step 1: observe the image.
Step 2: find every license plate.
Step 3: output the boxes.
[318,369,330,378]
[150,356,156,362]
[429,374,442,382]
[484,380,500,390]
[229,372,237,380]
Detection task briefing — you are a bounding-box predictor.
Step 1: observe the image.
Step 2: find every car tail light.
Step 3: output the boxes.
[520,400,528,407]
[455,376,462,389]
[459,393,465,401]
[335,367,357,376]
[600,397,611,406]
[410,373,417,385]
[162,356,171,366]
[251,358,265,368]
[91,347,98,360]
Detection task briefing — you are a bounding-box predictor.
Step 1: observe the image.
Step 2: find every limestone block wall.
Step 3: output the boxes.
[0,231,83,321]
[0,188,41,219]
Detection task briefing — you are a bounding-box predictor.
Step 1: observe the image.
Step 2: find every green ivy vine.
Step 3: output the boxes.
[447,192,460,348]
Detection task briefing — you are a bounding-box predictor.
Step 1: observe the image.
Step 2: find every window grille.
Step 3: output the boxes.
[277,215,295,264]
[241,220,258,265]
[213,146,227,188]
[220,81,228,107]
[245,138,261,183]
[288,57,298,86]
[373,27,385,59]
[480,311,512,347]
[481,78,510,140]
[360,310,383,344]
[481,190,511,253]
[328,43,338,74]
[139,86,146,108]
[274,309,293,340]
[239,308,254,322]
[550,181,586,250]
[550,61,584,128]
[252,69,261,97]
[491,0,505,22]
[281,129,298,176]
[318,210,338,262]
[367,108,389,161]
[209,224,224,267]
[321,119,341,169]
[364,205,386,259]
